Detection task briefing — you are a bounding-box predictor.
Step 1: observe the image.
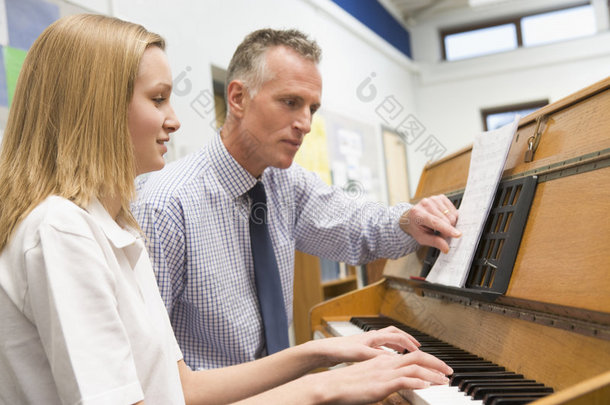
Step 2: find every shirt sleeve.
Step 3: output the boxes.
[132,199,187,314]
[292,167,419,265]
[24,222,143,405]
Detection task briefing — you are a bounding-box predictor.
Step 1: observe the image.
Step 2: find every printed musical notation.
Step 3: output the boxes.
[425,116,520,287]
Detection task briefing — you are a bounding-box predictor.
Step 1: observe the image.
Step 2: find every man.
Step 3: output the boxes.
[133,28,460,370]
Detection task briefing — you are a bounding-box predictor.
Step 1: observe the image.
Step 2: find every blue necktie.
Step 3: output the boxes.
[248,181,289,354]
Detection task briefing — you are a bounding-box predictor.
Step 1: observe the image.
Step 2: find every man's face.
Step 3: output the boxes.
[238,46,322,177]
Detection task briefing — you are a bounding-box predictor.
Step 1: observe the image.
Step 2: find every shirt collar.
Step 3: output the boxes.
[208,132,258,198]
[85,197,139,249]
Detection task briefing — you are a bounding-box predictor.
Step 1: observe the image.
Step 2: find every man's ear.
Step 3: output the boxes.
[226,80,248,119]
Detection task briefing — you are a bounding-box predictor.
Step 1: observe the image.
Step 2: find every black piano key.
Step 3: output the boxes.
[489,399,546,405]
[451,372,523,386]
[473,385,553,400]
[421,347,471,352]
[419,341,461,346]
[486,392,552,405]
[445,361,497,369]
[451,364,506,372]
[421,349,471,355]
[460,378,534,392]
[428,354,481,359]
[443,360,494,365]
[351,317,393,328]
[465,380,539,396]
[419,345,464,350]
[429,351,480,356]
[420,343,465,347]
[434,354,485,361]
[420,342,471,348]
[423,352,486,360]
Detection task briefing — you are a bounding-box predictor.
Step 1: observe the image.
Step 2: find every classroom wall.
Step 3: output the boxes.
[7,0,610,199]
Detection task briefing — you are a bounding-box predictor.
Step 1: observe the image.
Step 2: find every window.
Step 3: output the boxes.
[481,100,548,131]
[445,24,517,60]
[442,2,595,61]
[521,5,596,47]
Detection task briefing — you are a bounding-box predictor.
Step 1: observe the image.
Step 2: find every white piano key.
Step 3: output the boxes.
[327,321,397,353]
[402,385,484,405]
[327,321,364,337]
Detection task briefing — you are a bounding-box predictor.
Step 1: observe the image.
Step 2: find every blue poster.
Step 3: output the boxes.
[0,0,59,107]
[6,0,59,51]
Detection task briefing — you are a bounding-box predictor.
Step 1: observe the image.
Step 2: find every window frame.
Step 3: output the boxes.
[481,99,548,131]
[440,1,592,61]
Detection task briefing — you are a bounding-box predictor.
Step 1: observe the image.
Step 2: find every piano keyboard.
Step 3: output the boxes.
[327,316,554,405]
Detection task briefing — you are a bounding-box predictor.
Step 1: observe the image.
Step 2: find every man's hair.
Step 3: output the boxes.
[225,28,322,98]
[0,14,164,250]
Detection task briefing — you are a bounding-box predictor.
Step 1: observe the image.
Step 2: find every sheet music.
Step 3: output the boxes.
[425,116,520,287]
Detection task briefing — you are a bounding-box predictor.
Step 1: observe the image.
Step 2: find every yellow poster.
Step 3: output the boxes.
[294,114,332,185]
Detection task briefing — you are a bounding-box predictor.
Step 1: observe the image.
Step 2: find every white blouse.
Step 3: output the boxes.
[0,196,185,405]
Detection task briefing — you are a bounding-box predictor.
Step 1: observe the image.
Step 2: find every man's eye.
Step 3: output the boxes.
[283,99,296,107]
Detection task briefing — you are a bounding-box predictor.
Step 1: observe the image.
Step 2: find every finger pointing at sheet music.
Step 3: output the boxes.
[399,194,461,254]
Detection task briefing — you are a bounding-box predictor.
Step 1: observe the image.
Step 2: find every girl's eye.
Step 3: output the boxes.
[153,97,166,105]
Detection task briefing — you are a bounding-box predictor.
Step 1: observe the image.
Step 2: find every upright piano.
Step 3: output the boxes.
[310,77,610,404]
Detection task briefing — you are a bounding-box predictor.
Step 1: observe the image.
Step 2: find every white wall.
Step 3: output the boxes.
[110,0,419,203]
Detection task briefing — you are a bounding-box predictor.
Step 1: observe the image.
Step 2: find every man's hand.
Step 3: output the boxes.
[399,195,460,254]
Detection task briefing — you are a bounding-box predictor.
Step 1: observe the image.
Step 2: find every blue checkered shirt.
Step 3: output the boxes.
[132,134,418,370]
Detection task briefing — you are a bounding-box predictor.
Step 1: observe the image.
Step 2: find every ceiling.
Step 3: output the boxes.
[380,0,512,25]
[381,0,468,23]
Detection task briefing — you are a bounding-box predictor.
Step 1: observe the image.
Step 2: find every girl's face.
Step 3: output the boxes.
[128,46,180,175]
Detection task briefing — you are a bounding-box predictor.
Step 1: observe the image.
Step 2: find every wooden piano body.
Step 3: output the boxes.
[310,77,610,404]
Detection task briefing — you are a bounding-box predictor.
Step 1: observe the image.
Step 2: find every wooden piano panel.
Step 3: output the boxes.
[507,165,610,313]
[534,371,610,405]
[413,145,471,200]
[506,79,610,177]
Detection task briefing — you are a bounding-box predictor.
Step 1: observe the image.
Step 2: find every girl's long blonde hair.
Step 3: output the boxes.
[0,14,165,250]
